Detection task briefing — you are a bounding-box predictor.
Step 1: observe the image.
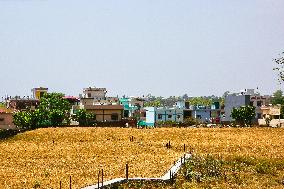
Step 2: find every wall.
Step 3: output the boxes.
[86,109,123,122]
[224,95,250,121]
[155,108,184,123]
[81,98,94,106]
[192,109,211,123]
[83,88,106,99]
[258,119,284,127]
[145,107,155,126]
[0,113,16,129]
[145,107,184,126]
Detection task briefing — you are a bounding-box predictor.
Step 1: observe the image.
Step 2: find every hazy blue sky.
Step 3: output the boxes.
[1,0,284,98]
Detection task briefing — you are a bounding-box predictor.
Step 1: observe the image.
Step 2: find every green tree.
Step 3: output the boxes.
[144,100,161,107]
[273,52,284,83]
[13,110,43,129]
[73,109,96,126]
[13,111,32,129]
[13,93,71,129]
[188,97,212,106]
[0,102,5,108]
[38,93,71,126]
[231,106,256,127]
[271,90,284,105]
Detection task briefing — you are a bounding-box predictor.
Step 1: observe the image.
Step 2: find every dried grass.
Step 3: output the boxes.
[0,127,283,188]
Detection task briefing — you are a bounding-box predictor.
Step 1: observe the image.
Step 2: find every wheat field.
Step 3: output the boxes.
[0,127,283,188]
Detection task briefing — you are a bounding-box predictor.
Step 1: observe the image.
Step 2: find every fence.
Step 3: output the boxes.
[81,149,192,188]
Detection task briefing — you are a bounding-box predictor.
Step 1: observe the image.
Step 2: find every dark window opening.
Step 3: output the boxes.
[124,110,129,118]
[183,110,192,118]
[177,115,181,119]
[257,101,262,107]
[168,114,172,118]
[111,113,119,121]
[88,93,91,98]
[158,114,162,119]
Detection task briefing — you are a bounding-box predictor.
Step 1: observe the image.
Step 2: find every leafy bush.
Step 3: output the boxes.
[255,161,277,175]
[231,106,255,127]
[183,117,199,126]
[185,155,223,182]
[156,120,177,127]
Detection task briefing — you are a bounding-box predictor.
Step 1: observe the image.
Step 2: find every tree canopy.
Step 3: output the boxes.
[13,93,71,129]
[271,90,284,105]
[273,52,284,83]
[231,106,255,127]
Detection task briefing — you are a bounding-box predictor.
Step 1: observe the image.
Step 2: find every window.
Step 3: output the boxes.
[88,93,91,98]
[197,115,202,119]
[124,110,129,118]
[250,101,254,106]
[111,113,119,121]
[158,114,162,119]
[177,115,181,119]
[257,101,262,107]
[168,114,172,119]
[257,113,262,119]
[0,118,4,121]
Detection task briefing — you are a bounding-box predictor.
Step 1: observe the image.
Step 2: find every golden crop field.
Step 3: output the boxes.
[0,127,283,189]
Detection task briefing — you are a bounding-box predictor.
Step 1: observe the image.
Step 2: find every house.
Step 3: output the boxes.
[190,103,221,123]
[250,95,271,119]
[191,106,212,123]
[144,100,222,126]
[72,86,124,122]
[120,97,145,118]
[80,87,119,105]
[31,87,48,100]
[145,107,184,126]
[0,108,16,130]
[258,105,284,127]
[83,105,124,122]
[5,87,49,111]
[224,94,251,122]
[224,89,271,122]
[6,97,40,111]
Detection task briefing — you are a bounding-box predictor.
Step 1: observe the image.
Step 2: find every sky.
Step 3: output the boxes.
[0,0,284,98]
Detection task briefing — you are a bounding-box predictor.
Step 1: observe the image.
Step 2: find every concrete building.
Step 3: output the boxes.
[6,97,40,111]
[120,97,145,118]
[250,95,271,119]
[190,103,221,123]
[191,106,212,123]
[82,87,107,100]
[258,105,284,127]
[224,89,271,122]
[0,108,16,130]
[83,105,124,122]
[224,95,251,122]
[31,87,48,100]
[145,107,184,126]
[80,87,119,105]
